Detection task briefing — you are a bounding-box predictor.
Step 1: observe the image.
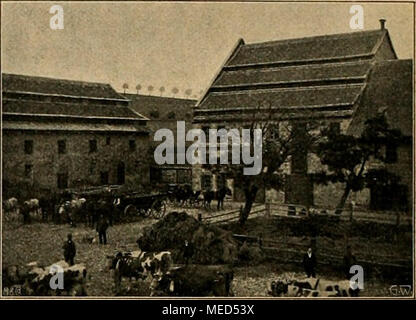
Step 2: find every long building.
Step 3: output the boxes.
[2,73,150,199]
[193,20,413,211]
[125,93,197,186]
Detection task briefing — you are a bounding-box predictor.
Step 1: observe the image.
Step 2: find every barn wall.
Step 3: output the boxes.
[2,130,150,196]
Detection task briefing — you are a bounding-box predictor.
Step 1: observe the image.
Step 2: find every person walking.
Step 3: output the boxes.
[63,233,76,266]
[303,247,317,278]
[96,214,109,245]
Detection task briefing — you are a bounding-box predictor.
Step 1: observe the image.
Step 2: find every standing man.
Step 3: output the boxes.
[96,214,109,245]
[303,247,317,278]
[183,239,194,265]
[63,233,76,266]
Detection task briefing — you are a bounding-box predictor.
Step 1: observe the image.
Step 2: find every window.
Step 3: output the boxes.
[58,140,66,154]
[329,122,341,135]
[24,164,33,178]
[24,140,33,155]
[386,144,398,163]
[57,173,68,189]
[129,139,136,152]
[89,139,97,153]
[150,110,160,119]
[100,171,109,185]
[167,111,176,119]
[106,137,111,145]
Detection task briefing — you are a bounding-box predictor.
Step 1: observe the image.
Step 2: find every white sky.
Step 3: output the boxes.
[2,2,413,99]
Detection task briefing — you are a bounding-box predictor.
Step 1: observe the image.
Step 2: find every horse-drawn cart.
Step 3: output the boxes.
[116,192,168,219]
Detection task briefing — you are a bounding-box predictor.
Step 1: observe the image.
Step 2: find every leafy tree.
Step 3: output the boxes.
[314,113,403,214]
[204,101,319,226]
[159,86,165,96]
[122,83,129,94]
[136,84,142,94]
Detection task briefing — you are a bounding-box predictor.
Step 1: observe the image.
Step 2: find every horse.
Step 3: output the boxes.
[203,187,232,210]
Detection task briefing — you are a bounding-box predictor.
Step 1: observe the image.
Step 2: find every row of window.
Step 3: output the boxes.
[24,166,119,189]
[24,138,137,155]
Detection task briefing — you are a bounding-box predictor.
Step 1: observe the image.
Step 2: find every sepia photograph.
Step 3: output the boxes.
[0,1,414,300]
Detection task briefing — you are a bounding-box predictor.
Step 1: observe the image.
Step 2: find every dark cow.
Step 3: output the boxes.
[150,264,234,297]
[269,277,359,297]
[108,250,172,294]
[203,187,232,210]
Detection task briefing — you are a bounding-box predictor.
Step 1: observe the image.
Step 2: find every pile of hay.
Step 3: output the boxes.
[137,212,238,265]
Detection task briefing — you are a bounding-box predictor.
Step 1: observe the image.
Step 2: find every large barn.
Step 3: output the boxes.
[193,20,413,211]
[2,73,151,198]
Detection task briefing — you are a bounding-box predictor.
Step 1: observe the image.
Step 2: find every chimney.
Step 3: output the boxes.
[379,19,386,30]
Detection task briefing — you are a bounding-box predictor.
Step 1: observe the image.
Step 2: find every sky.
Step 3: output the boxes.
[2,1,414,99]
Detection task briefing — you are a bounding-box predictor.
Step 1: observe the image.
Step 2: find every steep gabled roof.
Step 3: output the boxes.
[2,73,127,101]
[196,28,397,123]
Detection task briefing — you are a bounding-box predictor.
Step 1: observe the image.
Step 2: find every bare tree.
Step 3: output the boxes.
[148,85,154,95]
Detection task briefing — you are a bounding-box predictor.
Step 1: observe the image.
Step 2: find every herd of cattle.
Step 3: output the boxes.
[3,194,117,226]
[2,184,233,225]
[107,249,234,296]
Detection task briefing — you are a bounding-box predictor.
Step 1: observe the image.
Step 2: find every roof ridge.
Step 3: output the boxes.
[243,29,384,48]
[2,73,113,88]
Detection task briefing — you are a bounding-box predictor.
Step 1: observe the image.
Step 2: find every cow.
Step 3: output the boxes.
[269,277,359,297]
[58,198,87,225]
[203,187,232,211]
[149,264,234,297]
[107,250,172,294]
[3,197,19,221]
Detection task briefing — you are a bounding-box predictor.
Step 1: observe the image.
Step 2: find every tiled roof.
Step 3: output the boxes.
[2,120,147,133]
[2,73,127,100]
[226,30,386,67]
[124,94,197,121]
[198,85,364,112]
[348,59,413,137]
[213,61,372,88]
[3,99,144,120]
[196,28,398,122]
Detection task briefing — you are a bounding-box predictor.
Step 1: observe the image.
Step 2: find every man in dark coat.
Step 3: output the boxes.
[63,233,76,266]
[303,247,317,278]
[182,239,194,265]
[96,214,109,245]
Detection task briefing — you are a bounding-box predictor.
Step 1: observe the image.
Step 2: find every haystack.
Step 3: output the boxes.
[137,211,238,265]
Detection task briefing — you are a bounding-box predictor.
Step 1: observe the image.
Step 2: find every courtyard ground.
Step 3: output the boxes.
[2,205,412,297]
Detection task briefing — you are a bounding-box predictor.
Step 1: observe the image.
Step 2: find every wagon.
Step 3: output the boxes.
[116,192,168,219]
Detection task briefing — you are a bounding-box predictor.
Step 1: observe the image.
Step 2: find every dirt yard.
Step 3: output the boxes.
[2,206,412,297]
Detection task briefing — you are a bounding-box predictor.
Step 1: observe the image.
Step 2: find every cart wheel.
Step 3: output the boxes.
[124,204,138,216]
[152,200,166,219]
